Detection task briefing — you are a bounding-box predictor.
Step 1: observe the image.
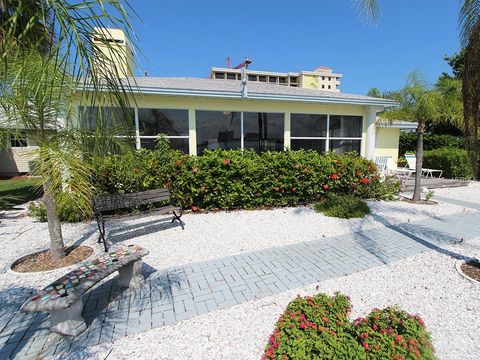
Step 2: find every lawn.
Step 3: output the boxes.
[0,178,42,210]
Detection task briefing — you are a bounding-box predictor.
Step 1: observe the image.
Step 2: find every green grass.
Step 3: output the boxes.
[314,194,371,219]
[0,178,43,210]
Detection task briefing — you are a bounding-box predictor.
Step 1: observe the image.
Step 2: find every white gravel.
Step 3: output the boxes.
[0,183,479,359]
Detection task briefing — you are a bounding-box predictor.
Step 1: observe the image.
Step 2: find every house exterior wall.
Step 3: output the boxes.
[0,147,37,176]
[375,127,400,163]
[114,94,370,156]
[74,94,394,159]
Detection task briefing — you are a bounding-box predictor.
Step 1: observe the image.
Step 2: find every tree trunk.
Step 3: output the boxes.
[42,182,65,260]
[412,119,425,202]
[462,23,480,180]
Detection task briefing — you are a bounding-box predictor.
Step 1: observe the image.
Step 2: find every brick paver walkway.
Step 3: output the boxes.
[1,197,479,359]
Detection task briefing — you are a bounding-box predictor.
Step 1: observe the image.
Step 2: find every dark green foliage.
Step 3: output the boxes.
[399,132,465,156]
[314,194,371,219]
[263,293,436,360]
[93,147,387,211]
[423,147,473,179]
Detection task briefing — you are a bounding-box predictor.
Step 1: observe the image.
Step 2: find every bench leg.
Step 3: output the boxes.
[171,210,184,230]
[48,299,87,337]
[95,216,108,252]
[117,259,145,289]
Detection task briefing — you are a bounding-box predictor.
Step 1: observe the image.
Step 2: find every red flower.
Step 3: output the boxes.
[331,173,339,180]
[360,178,370,185]
[274,186,280,192]
[322,184,329,190]
[373,324,379,330]
[289,324,295,329]
[223,159,231,165]
[299,322,306,329]
[362,342,371,351]
[322,316,329,323]
[191,206,199,212]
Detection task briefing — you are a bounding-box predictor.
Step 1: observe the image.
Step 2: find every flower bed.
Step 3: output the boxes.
[263,293,436,360]
[93,144,393,211]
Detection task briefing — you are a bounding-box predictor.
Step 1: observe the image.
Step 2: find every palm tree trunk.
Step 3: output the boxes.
[462,22,480,180]
[42,181,65,260]
[413,119,425,202]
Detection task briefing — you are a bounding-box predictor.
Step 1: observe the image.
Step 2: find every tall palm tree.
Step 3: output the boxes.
[358,0,480,179]
[1,0,137,260]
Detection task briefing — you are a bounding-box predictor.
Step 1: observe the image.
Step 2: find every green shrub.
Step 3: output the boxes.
[399,132,464,155]
[423,147,473,179]
[93,148,389,211]
[263,293,436,360]
[314,194,371,219]
[28,200,86,223]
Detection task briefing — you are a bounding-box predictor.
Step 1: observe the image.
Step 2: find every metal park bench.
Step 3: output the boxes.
[93,189,184,252]
[20,245,149,336]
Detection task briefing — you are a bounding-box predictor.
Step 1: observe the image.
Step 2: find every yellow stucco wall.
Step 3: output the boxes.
[299,74,318,89]
[93,28,134,78]
[375,127,400,162]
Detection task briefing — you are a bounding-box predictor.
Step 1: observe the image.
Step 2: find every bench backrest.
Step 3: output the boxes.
[93,188,171,213]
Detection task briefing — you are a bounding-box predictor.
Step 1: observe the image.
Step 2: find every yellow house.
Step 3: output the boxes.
[0,28,401,176]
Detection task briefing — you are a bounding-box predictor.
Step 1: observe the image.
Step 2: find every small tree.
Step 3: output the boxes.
[1,0,137,260]
[381,73,445,202]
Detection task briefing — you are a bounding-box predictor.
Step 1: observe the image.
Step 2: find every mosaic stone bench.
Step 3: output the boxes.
[20,244,149,336]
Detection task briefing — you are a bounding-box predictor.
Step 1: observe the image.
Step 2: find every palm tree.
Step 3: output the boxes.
[358,0,480,179]
[381,73,446,202]
[1,0,137,260]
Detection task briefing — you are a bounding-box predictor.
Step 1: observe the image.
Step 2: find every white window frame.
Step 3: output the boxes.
[290,114,363,153]
[195,110,285,152]
[135,107,190,151]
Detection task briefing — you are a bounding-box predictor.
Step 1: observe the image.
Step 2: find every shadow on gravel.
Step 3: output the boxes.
[107,217,182,245]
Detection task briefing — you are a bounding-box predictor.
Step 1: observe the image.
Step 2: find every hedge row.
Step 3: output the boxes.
[399,132,464,156]
[423,147,473,179]
[92,144,392,210]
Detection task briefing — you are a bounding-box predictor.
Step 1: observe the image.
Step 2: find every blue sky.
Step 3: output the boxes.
[130,0,462,95]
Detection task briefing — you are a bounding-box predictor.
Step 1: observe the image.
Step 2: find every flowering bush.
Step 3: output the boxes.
[93,144,394,211]
[263,293,436,360]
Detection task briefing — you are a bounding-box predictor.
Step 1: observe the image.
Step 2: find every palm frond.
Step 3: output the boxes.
[458,0,480,47]
[354,0,381,25]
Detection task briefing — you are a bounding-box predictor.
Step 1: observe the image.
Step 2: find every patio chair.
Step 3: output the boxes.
[375,155,415,179]
[404,154,443,178]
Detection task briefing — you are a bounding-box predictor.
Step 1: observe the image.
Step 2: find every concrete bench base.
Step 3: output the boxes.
[51,259,145,336]
[20,246,149,337]
[118,259,145,289]
[49,299,87,337]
